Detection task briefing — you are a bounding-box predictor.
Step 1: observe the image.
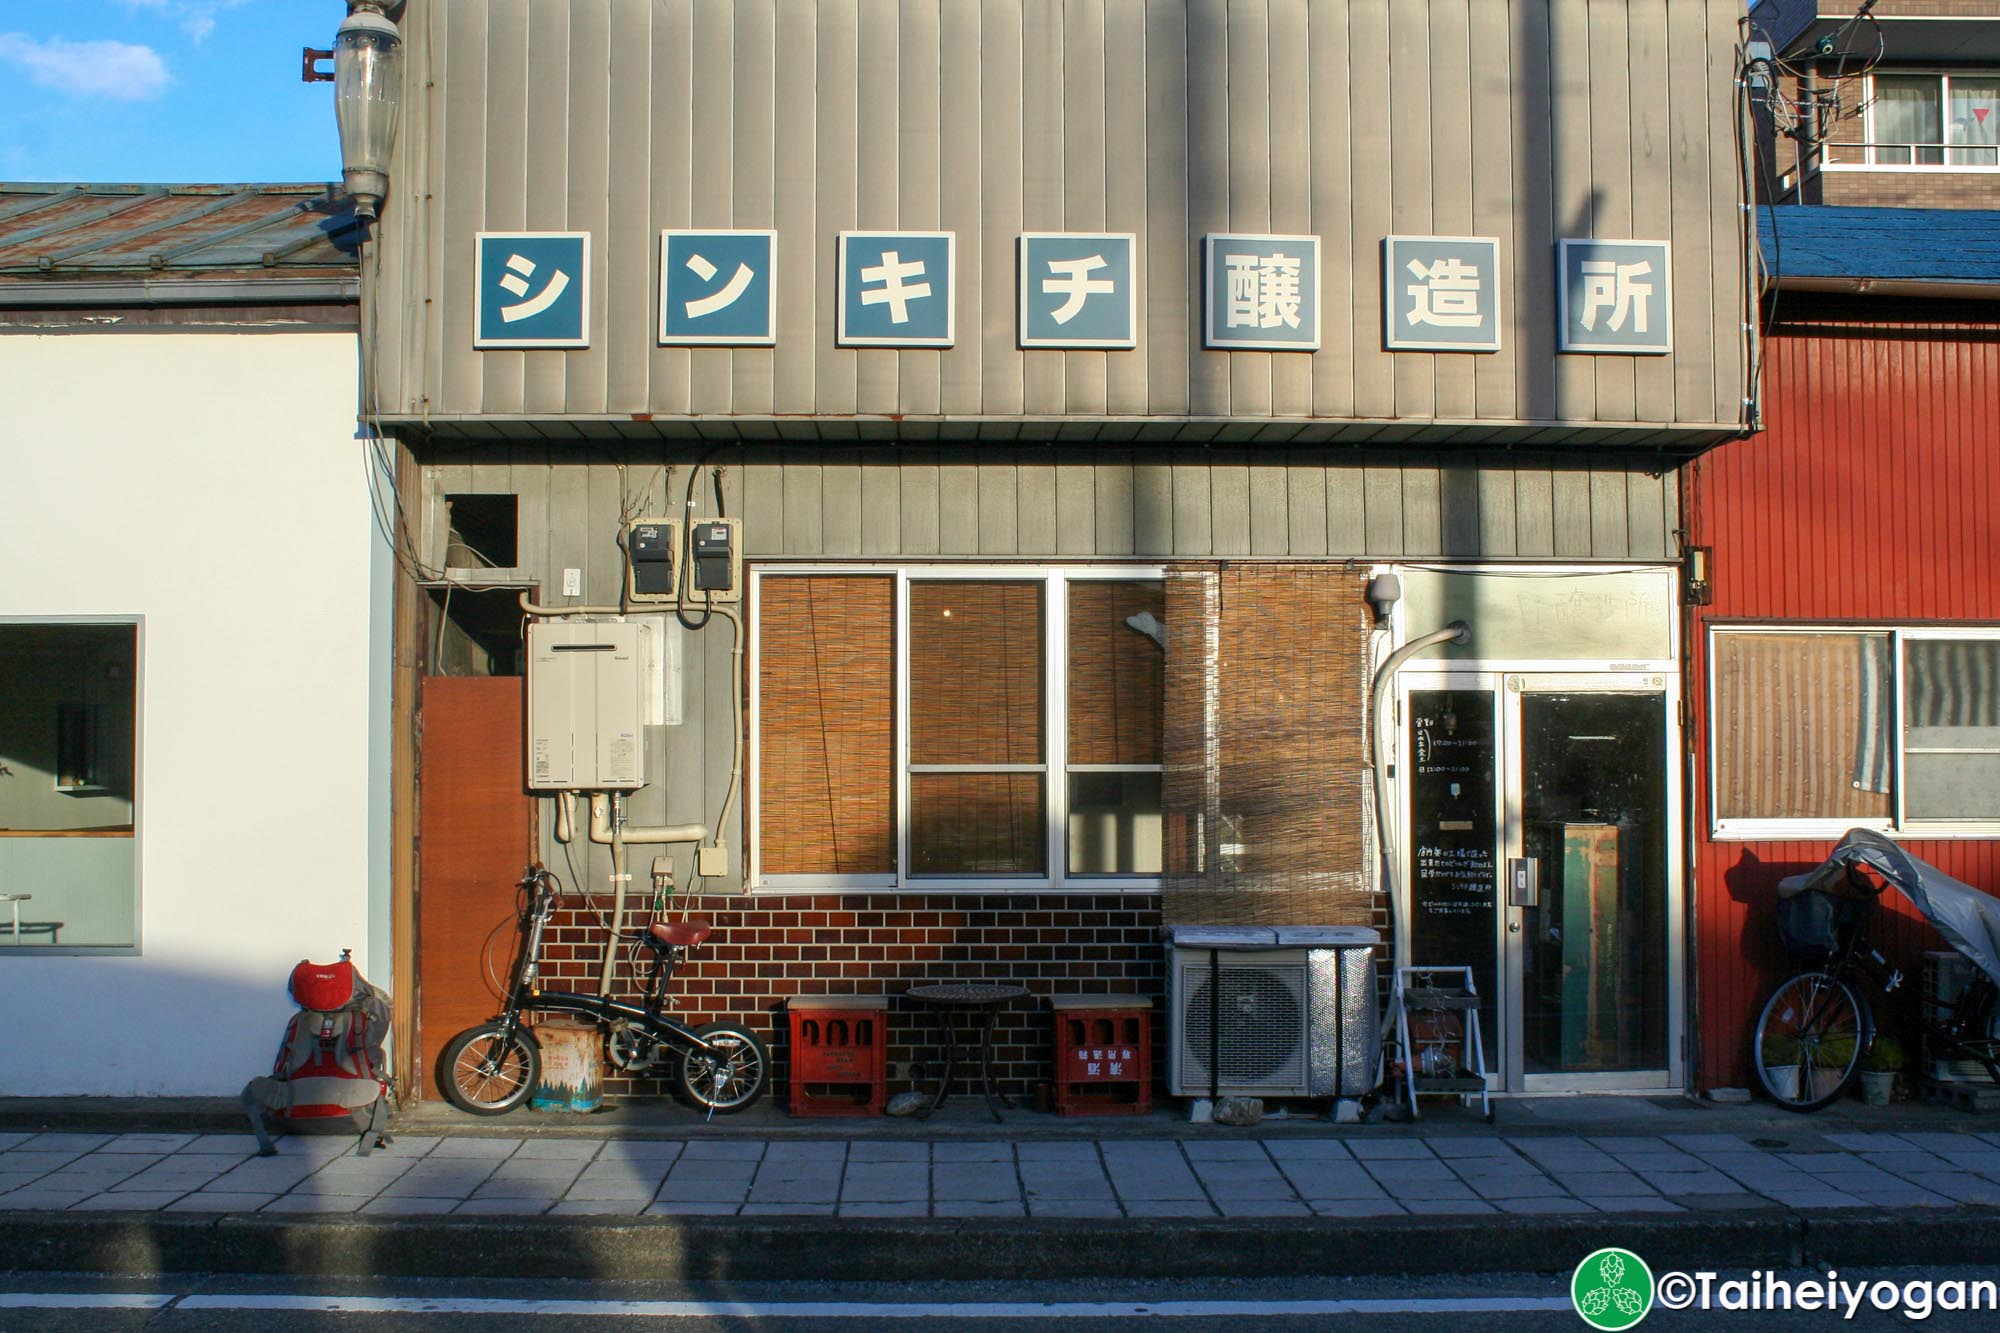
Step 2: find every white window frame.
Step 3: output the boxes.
[1708,623,2000,840]
[749,564,1166,894]
[1824,71,2000,174]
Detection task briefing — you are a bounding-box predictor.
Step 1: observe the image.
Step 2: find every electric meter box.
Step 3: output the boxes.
[625,518,679,604]
[688,517,742,603]
[526,620,646,791]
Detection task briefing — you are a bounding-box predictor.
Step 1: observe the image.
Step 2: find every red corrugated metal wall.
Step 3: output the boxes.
[1687,296,2000,1091]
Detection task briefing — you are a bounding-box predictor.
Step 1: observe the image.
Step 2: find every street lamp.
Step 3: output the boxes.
[333,1,403,221]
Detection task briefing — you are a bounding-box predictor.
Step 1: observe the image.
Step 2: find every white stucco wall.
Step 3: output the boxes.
[1,330,382,1095]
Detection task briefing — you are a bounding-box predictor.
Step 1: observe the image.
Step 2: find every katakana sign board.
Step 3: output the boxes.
[836,231,955,347]
[474,231,591,349]
[1383,235,1501,352]
[1018,232,1137,349]
[658,230,777,346]
[1559,239,1672,355]
[1203,234,1320,351]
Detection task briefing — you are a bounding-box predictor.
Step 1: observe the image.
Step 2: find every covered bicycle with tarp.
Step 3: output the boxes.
[1754,829,2000,1111]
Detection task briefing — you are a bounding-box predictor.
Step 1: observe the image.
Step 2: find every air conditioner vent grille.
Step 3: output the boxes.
[1177,961,1307,1091]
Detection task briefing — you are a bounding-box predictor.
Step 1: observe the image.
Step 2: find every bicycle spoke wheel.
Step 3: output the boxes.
[1752,972,1865,1112]
[439,1023,540,1116]
[675,1022,770,1113]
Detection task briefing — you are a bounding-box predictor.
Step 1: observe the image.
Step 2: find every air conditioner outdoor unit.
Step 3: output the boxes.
[1165,925,1380,1099]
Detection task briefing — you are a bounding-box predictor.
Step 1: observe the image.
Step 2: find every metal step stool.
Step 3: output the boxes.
[1389,966,1492,1122]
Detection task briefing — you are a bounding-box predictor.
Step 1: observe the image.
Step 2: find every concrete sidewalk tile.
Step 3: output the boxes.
[484,1161,585,1186]
[361,1197,463,1215]
[509,1139,603,1161]
[108,1168,228,1193]
[561,1178,662,1202]
[1552,1172,1657,1197]
[1663,1134,1752,1152]
[742,1202,838,1216]
[262,1194,371,1213]
[426,1137,520,1160]
[1469,1177,1570,1200]
[1932,1150,2000,1176]
[1281,1174,1388,1202]
[1265,1140,1355,1161]
[661,1181,750,1205]
[933,1141,1010,1163]
[1109,1177,1207,1201]
[0,1173,49,1193]
[677,1140,768,1162]
[187,1135,263,1154]
[1617,1151,1704,1173]
[1015,1142,1099,1161]
[379,1169,495,1197]
[838,1201,929,1217]
[646,1200,742,1215]
[1585,1136,1668,1153]
[1899,1173,2000,1205]
[1360,1159,1457,1183]
[1840,1184,1955,1208]
[1679,1194,1774,1212]
[18,1134,113,1153]
[70,1191,188,1211]
[1895,1132,1989,1153]
[1776,1152,1858,1170]
[1214,1199,1312,1218]
[1590,1196,1687,1213]
[1820,1132,1913,1152]
[1181,1141,1272,1161]
[0,1151,86,1174]
[666,1159,759,1182]
[1497,1197,1597,1214]
[1637,1171,1742,1195]
[1310,1199,1406,1217]
[932,1167,1020,1201]
[1403,1199,1497,1215]
[598,1141,687,1162]
[1113,1198,1209,1217]
[105,1134,198,1154]
[1027,1199,1124,1218]
[474,1175,577,1199]
[1754,1188,1866,1208]
[1428,1139,1518,1159]
[1859,1150,1951,1175]
[1346,1140,1437,1161]
[748,1180,842,1204]
[165,1192,277,1213]
[0,1189,97,1210]
[0,1135,30,1151]
[839,1167,928,1202]
[935,1200,1026,1217]
[549,1199,649,1215]
[456,1198,554,1215]
[846,1142,926,1163]
[1378,1179,1479,1202]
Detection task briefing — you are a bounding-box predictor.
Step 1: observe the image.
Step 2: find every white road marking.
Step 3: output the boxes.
[1,1292,1574,1318]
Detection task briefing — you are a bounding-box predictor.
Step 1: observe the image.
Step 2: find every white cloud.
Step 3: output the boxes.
[0,33,171,101]
[121,1,257,44]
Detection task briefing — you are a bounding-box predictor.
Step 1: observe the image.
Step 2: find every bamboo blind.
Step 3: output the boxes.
[1068,580,1166,766]
[757,575,896,874]
[1162,564,1373,926]
[1712,631,1893,821]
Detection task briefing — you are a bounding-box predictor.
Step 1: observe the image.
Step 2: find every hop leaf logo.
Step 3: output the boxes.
[1571,1247,1653,1330]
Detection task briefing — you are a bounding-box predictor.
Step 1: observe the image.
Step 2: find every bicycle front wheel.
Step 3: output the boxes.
[675,1022,770,1113]
[439,1023,541,1115]
[1752,972,1867,1112]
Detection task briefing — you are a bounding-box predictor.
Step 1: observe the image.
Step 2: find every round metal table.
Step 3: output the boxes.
[905,982,1028,1122]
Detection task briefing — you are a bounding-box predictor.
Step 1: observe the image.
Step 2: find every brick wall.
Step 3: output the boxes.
[535,892,1167,1101]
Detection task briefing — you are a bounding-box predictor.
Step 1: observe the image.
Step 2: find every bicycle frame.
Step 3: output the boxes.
[493,868,727,1066]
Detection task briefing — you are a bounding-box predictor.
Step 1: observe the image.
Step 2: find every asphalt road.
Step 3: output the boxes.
[7,1267,2000,1331]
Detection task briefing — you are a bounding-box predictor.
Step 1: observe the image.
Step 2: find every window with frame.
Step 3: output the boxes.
[754,568,1164,889]
[1710,627,2000,836]
[1866,73,2000,167]
[0,621,139,949]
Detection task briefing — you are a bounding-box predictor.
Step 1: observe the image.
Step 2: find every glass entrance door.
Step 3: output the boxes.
[1403,673,1682,1091]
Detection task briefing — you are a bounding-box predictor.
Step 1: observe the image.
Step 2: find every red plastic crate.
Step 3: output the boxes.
[786,995,888,1117]
[1050,994,1153,1116]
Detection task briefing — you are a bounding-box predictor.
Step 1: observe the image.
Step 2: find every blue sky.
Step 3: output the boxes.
[0,1,344,183]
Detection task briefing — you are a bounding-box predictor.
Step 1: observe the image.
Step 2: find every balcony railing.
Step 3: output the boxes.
[1823,140,2000,170]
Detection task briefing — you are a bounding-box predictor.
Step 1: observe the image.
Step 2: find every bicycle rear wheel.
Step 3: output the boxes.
[1752,971,1867,1112]
[439,1022,541,1115]
[675,1022,770,1113]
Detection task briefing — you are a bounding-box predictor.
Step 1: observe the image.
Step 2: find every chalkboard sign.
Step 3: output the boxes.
[1408,689,1498,1052]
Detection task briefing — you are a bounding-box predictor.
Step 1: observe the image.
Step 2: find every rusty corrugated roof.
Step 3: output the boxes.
[0,183,360,293]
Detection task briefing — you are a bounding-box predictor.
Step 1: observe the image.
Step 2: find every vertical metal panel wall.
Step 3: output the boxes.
[373,0,1749,436]
[1688,298,2000,1091]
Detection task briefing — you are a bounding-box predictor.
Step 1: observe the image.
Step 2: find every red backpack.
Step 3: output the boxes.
[241,953,394,1157]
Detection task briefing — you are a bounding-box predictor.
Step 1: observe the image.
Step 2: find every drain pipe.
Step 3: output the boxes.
[1368,620,1471,999]
[552,792,708,995]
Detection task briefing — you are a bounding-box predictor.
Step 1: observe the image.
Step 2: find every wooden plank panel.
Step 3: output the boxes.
[586,461,626,602]
[1171,463,1213,555]
[1248,461,1290,555]
[978,465,1021,554]
[1209,452,1251,556]
[603,0,653,413]
[939,460,980,554]
[1103,0,1149,416]
[647,0,696,413]
[857,448,902,552]
[814,0,860,417]
[1094,457,1136,556]
[1224,0,1273,420]
[1509,0,1556,424]
[1466,0,1517,422]
[1306,1,1353,419]
[1425,0,1475,421]
[1054,460,1096,555]
[1624,0,1673,425]
[521,0,573,414]
[479,0,531,417]
[1347,1,1395,419]
[1387,0,1435,420]
[1550,467,1593,557]
[435,0,487,418]
[855,0,901,413]
[1017,459,1058,554]
[1707,0,1746,428]
[1588,469,1629,556]
[1512,463,1555,557]
[1326,462,1367,555]
[1132,461,1173,556]
[1284,454,1329,556]
[1021,0,1067,415]
[900,449,942,555]
[1437,461,1480,555]
[897,0,943,417]
[938,0,984,414]
[1663,0,1713,431]
[1400,458,1443,555]
[1267,0,1312,418]
[1142,0,1190,415]
[509,448,550,582]
[1584,0,1635,423]
[772,4,818,414]
[1061,0,1110,416]
[1626,468,1665,559]
[781,460,825,555]
[729,0,779,413]
[1476,467,1518,556]
[980,0,1026,416]
[1362,464,1404,554]
[562,0,612,415]
[1547,0,1596,423]
[1185,0,1230,419]
[742,460,785,557]
[819,452,864,555]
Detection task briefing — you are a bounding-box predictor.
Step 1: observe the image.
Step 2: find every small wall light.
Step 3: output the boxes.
[1365,572,1402,624]
[1683,545,1714,606]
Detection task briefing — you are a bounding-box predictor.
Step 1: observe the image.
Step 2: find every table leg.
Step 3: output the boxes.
[919,1007,961,1121]
[975,1005,1007,1123]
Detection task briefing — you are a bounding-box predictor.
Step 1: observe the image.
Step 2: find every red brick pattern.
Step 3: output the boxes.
[533,893,1167,1101]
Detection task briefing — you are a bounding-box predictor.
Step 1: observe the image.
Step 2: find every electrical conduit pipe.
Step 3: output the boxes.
[551,791,707,996]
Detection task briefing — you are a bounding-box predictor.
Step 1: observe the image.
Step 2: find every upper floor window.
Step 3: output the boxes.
[1866,73,2000,167]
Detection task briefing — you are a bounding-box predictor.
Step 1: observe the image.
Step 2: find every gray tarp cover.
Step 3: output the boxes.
[1778,829,2000,987]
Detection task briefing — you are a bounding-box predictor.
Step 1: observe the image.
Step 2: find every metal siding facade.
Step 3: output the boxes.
[373,0,1749,436]
[1689,302,2000,1092]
